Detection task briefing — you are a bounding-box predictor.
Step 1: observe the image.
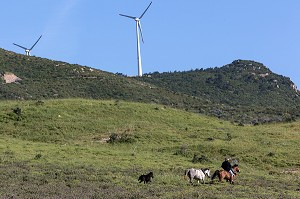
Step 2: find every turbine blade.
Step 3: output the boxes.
[119,14,136,19]
[13,43,27,50]
[30,35,42,50]
[138,21,144,43]
[139,2,152,19]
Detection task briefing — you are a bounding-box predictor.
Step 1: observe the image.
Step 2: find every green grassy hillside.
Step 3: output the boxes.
[1,99,299,198]
[0,49,185,104]
[1,48,299,124]
[139,60,300,124]
[141,60,299,108]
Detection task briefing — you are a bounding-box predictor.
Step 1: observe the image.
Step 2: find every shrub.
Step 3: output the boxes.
[108,132,135,144]
[192,154,210,163]
[174,144,189,156]
[6,107,23,122]
[34,154,42,160]
[35,100,44,106]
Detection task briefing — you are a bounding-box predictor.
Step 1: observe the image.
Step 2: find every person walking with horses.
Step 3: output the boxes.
[221,158,235,178]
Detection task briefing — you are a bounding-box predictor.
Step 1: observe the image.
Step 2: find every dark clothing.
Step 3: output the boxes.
[221,160,232,172]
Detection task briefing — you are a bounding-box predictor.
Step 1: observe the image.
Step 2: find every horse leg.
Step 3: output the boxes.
[230,176,234,184]
[188,177,193,184]
[200,177,205,184]
[218,174,222,182]
[189,174,195,184]
[138,177,143,183]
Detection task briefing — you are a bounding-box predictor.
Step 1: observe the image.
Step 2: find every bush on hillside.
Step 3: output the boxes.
[192,154,210,163]
[174,144,190,157]
[107,132,136,144]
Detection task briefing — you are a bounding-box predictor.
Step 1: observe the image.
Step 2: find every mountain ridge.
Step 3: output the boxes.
[139,59,299,107]
[1,48,299,124]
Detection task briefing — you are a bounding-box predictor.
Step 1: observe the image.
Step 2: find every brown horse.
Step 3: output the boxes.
[211,164,240,184]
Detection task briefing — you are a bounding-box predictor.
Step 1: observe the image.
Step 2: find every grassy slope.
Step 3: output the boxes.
[0,99,299,198]
[1,49,299,125]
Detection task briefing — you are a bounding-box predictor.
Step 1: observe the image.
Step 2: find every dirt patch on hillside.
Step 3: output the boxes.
[2,73,22,84]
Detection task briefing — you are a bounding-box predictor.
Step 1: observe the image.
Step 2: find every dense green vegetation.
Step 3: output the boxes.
[1,48,299,124]
[139,60,300,124]
[0,99,299,198]
[0,48,207,115]
[141,60,298,107]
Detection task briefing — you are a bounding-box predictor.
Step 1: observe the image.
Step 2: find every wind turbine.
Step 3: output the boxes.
[119,2,152,77]
[13,35,42,56]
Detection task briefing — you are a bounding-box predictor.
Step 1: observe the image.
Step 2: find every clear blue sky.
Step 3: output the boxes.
[1,0,299,88]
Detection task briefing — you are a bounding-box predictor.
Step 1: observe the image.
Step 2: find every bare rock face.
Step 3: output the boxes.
[291,84,298,92]
[2,73,22,84]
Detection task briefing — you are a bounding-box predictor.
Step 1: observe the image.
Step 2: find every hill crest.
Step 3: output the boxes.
[1,48,299,124]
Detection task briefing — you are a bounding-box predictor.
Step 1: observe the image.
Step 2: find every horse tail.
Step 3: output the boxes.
[184,169,191,180]
[184,169,188,176]
[183,169,188,180]
[211,170,220,180]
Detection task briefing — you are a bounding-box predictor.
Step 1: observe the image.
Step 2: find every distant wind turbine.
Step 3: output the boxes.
[13,35,42,56]
[119,2,152,77]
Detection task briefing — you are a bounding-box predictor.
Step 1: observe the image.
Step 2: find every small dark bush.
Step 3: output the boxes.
[267,152,275,157]
[35,100,44,106]
[13,107,21,116]
[108,133,135,144]
[192,154,210,163]
[174,144,189,156]
[226,133,232,141]
[7,107,23,121]
[238,122,244,126]
[34,154,42,159]
[108,133,120,143]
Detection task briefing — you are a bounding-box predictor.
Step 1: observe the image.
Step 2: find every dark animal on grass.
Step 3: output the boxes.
[211,164,240,184]
[138,172,154,184]
[185,168,211,184]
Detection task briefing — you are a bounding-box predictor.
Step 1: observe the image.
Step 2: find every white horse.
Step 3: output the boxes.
[185,168,211,184]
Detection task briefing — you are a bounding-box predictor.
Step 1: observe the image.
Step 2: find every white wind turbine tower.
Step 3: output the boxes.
[119,2,152,77]
[13,35,42,56]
